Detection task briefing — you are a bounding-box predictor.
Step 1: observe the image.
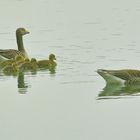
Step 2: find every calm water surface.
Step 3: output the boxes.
[0,0,140,140]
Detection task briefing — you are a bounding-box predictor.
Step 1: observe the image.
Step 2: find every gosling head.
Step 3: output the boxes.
[16,27,30,36]
[31,58,37,63]
[15,55,24,61]
[49,54,56,61]
[24,58,30,62]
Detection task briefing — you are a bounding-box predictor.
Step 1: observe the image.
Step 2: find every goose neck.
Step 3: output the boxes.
[16,33,24,51]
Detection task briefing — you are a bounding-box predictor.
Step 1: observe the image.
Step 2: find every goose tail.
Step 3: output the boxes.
[97,69,125,84]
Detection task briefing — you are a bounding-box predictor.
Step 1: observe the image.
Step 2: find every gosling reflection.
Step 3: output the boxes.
[98,80,140,99]
[0,53,57,94]
[39,65,56,74]
[17,65,56,94]
[48,66,56,74]
[17,71,29,94]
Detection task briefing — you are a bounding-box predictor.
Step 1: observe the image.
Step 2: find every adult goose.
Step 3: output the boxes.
[97,69,140,84]
[0,28,29,59]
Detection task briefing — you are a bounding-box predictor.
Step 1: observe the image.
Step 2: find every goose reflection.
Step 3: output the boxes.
[17,66,56,94]
[17,71,29,94]
[0,61,57,94]
[98,80,140,99]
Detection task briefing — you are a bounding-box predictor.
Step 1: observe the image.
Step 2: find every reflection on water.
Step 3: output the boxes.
[98,82,140,100]
[1,0,140,139]
[1,66,56,94]
[17,71,28,94]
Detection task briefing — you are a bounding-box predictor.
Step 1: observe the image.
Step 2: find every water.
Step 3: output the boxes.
[0,0,140,139]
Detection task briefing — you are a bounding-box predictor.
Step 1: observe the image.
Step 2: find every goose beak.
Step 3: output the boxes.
[25,30,30,34]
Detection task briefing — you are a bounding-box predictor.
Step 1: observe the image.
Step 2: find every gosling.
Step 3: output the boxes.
[3,62,19,76]
[37,54,57,68]
[20,58,38,71]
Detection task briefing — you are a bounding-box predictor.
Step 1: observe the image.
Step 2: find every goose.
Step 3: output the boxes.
[15,55,25,65]
[18,71,28,94]
[0,54,24,68]
[3,62,19,75]
[19,58,30,70]
[20,58,38,71]
[97,78,140,100]
[37,54,57,68]
[30,58,38,70]
[0,27,29,59]
[97,69,140,84]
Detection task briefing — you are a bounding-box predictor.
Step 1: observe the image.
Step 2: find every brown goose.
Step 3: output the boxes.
[97,69,140,84]
[0,28,29,59]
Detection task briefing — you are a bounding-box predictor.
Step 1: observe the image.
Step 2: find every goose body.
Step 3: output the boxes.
[97,69,140,84]
[0,28,29,59]
[37,54,57,68]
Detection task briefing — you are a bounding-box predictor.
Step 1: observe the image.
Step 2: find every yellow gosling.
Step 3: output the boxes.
[20,58,38,71]
[3,62,19,75]
[0,59,15,68]
[30,58,38,70]
[15,54,24,61]
[37,54,57,68]
[0,54,25,68]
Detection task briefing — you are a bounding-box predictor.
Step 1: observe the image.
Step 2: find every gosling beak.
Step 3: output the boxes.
[54,57,56,60]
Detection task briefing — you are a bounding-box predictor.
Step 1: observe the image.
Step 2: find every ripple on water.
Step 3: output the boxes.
[96,55,106,59]
[109,59,127,62]
[61,80,95,85]
[111,33,122,37]
[0,32,10,35]
[84,22,101,25]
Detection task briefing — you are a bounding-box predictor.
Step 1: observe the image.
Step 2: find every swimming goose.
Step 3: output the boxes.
[20,58,38,71]
[15,55,25,65]
[0,28,29,59]
[0,54,23,68]
[0,54,24,68]
[30,58,38,70]
[37,54,57,68]
[3,62,19,75]
[97,69,140,84]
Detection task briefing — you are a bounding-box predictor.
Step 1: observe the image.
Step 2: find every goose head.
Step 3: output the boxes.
[16,28,30,36]
[49,54,56,61]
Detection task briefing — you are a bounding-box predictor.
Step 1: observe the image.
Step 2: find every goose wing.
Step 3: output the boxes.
[0,49,24,59]
[99,69,140,80]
